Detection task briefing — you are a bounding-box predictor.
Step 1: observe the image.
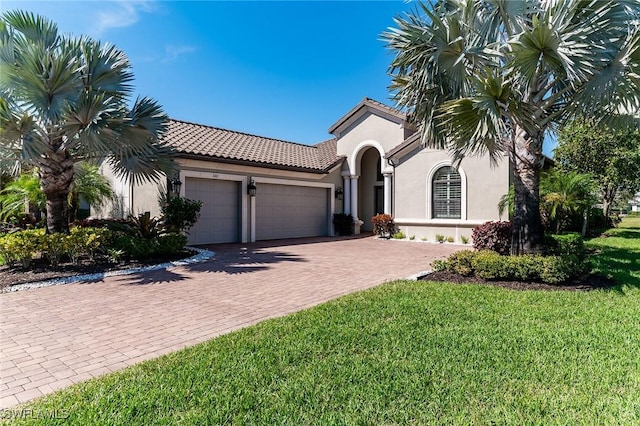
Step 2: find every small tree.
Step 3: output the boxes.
[556,119,640,219]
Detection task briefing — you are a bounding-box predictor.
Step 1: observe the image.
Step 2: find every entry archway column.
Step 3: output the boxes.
[341,172,351,215]
[350,175,359,222]
[383,172,393,215]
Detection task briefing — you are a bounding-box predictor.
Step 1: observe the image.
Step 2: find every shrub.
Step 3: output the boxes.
[332,213,354,236]
[372,214,395,238]
[460,235,469,244]
[545,233,586,259]
[160,195,203,233]
[40,233,69,266]
[155,233,188,255]
[431,259,447,271]
[129,212,165,240]
[393,231,406,239]
[67,227,112,263]
[446,236,455,243]
[471,250,507,280]
[0,229,43,268]
[539,256,573,284]
[409,235,415,240]
[110,234,155,259]
[434,249,582,285]
[441,250,476,276]
[73,218,132,232]
[435,234,445,243]
[472,221,512,255]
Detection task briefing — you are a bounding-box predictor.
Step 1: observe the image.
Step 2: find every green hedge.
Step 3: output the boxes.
[432,249,584,285]
[0,227,188,268]
[0,227,112,268]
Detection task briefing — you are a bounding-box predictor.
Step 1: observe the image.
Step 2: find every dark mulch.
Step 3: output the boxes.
[422,270,618,292]
[0,251,194,289]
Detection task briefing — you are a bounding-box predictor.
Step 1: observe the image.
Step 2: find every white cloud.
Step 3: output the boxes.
[93,0,157,35]
[162,44,197,63]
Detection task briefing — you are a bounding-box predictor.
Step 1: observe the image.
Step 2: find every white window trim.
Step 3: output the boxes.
[426,161,467,221]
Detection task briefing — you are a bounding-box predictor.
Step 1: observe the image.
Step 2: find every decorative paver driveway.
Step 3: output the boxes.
[0,236,461,408]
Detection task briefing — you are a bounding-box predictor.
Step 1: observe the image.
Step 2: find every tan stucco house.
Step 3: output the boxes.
[100,98,510,245]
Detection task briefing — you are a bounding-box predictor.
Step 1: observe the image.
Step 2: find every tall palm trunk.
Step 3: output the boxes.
[39,153,74,234]
[511,126,545,255]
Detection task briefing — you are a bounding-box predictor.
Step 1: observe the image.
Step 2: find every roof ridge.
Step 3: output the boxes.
[363,97,404,115]
[168,118,320,149]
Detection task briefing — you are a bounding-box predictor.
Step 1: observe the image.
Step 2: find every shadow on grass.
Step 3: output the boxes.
[600,230,640,240]
[587,221,640,291]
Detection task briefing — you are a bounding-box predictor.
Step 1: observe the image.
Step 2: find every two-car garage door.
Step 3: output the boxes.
[184,177,329,245]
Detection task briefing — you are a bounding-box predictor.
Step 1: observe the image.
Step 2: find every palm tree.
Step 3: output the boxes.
[0,163,114,223]
[540,170,595,235]
[68,162,114,222]
[0,11,175,233]
[382,0,640,254]
[0,171,45,222]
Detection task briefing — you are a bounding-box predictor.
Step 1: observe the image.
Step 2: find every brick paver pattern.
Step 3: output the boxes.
[0,236,461,408]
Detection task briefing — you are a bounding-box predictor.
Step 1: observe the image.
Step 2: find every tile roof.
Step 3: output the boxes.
[163,119,342,173]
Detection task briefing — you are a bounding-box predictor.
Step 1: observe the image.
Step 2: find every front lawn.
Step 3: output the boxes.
[8,291,640,423]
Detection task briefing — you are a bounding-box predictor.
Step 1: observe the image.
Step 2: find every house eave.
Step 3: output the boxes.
[176,152,337,175]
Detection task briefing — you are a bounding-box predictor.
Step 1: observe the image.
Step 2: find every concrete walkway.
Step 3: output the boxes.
[0,236,461,409]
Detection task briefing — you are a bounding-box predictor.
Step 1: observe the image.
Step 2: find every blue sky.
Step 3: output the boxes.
[3,0,418,146]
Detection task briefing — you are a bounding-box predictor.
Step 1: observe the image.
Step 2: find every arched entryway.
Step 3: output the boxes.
[344,141,393,233]
[358,148,384,231]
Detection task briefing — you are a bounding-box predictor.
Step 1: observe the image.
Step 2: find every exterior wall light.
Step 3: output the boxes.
[335,186,343,200]
[169,177,182,197]
[247,179,257,197]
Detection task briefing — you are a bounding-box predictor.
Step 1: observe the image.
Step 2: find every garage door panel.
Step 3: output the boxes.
[185,177,240,245]
[256,184,328,240]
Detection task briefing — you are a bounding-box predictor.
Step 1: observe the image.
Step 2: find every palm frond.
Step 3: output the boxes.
[73,37,134,97]
[2,10,58,49]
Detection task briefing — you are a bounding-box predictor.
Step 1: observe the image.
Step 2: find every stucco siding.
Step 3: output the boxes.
[336,112,408,172]
[391,148,509,241]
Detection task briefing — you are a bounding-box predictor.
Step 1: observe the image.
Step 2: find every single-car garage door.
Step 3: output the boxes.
[256,184,328,240]
[185,177,240,245]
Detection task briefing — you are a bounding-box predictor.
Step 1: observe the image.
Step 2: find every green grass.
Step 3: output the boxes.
[586,215,640,289]
[6,218,640,425]
[8,288,640,424]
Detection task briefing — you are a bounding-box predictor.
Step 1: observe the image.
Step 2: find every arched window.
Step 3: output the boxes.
[432,166,461,219]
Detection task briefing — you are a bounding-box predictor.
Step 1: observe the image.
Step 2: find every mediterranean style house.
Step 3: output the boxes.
[99,98,511,245]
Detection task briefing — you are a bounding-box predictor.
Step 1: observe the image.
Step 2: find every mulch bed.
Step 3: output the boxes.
[422,270,618,291]
[0,251,194,290]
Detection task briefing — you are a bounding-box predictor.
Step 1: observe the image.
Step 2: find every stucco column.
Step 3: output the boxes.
[350,175,359,222]
[342,172,351,215]
[383,172,393,215]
